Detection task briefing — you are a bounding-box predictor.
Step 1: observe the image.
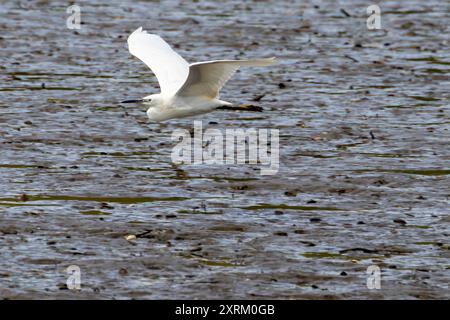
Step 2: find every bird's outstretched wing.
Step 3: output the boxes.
[176,58,276,98]
[127,27,190,96]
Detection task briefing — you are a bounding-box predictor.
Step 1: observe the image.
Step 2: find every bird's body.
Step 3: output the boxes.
[123,27,275,122]
[144,94,230,122]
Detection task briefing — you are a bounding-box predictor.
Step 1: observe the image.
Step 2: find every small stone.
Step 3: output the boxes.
[310,218,321,223]
[233,185,249,190]
[340,271,348,276]
[0,228,18,235]
[18,194,29,202]
[300,241,316,247]
[58,283,68,290]
[343,223,353,228]
[100,203,114,209]
[134,137,148,142]
[252,94,265,102]
[118,268,128,276]
[124,235,136,241]
[393,219,407,225]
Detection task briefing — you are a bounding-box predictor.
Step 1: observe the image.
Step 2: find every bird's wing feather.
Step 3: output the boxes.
[127,27,190,96]
[176,57,276,98]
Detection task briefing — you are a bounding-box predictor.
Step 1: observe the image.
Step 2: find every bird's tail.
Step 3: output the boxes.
[238,57,276,67]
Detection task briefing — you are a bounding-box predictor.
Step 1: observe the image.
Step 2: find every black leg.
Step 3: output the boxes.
[217,104,263,112]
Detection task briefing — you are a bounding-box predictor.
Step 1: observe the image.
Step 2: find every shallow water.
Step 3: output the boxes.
[0,0,449,299]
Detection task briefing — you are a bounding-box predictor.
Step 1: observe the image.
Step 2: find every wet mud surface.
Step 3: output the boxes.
[0,0,449,299]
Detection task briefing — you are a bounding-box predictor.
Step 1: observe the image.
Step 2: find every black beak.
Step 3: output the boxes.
[121,99,144,104]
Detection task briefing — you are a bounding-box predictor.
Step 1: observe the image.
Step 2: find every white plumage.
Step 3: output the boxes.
[124,27,275,122]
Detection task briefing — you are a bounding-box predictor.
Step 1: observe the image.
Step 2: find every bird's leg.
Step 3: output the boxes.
[217,104,263,112]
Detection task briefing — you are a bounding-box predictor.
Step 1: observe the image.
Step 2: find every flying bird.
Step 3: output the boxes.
[122,27,275,122]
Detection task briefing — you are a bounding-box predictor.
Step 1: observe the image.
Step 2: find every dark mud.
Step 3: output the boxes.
[0,0,449,299]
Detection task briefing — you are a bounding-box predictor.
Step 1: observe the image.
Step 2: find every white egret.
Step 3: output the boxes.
[121,27,275,122]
